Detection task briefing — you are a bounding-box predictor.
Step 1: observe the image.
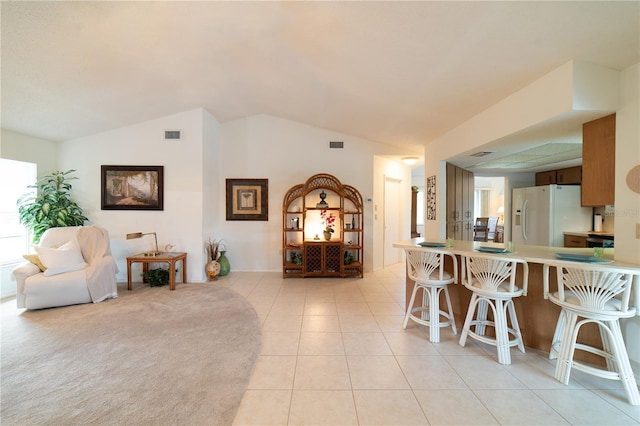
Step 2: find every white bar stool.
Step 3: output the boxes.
[459,253,529,365]
[543,261,640,405]
[403,248,458,343]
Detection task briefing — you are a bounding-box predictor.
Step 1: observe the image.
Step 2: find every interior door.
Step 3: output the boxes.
[383,176,402,267]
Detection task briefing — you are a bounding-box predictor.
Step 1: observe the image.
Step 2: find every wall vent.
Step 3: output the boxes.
[164,130,181,140]
[329,141,344,149]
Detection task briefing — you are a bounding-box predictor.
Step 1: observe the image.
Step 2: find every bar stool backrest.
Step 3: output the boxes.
[464,254,528,296]
[543,261,636,317]
[406,249,458,285]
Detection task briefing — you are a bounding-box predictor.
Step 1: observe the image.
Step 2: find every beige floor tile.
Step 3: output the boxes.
[383,331,440,356]
[298,332,345,355]
[347,355,409,389]
[474,389,570,425]
[288,390,358,425]
[232,390,292,426]
[261,332,300,355]
[343,332,392,355]
[445,355,526,390]
[270,300,305,315]
[504,355,585,390]
[262,314,303,332]
[337,302,372,316]
[533,389,639,425]
[301,315,341,332]
[303,301,338,315]
[367,301,405,316]
[230,268,638,426]
[396,355,469,390]
[414,390,499,425]
[353,390,428,425]
[293,355,351,390]
[339,315,381,332]
[373,315,406,332]
[248,355,296,390]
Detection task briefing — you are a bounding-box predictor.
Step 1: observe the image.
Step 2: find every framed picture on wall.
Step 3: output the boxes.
[101,165,164,210]
[226,178,268,221]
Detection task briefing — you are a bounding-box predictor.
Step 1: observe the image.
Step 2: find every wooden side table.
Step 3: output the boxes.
[126,252,187,291]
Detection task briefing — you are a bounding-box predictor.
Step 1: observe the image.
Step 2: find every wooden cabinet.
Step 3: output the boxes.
[446,163,474,240]
[582,114,615,206]
[282,173,363,278]
[564,234,588,248]
[304,242,342,276]
[535,166,581,186]
[557,166,582,185]
[535,170,557,186]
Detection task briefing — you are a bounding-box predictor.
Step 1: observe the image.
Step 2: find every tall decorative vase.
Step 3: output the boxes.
[218,251,231,276]
[205,260,220,281]
[323,231,331,241]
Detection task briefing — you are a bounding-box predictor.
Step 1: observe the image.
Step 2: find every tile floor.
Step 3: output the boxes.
[220,263,640,425]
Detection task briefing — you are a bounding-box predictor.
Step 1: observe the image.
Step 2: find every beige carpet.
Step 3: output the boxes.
[1,282,262,425]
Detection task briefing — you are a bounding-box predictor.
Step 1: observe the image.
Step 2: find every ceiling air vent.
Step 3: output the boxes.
[164,130,181,140]
[329,141,344,149]
[470,151,493,157]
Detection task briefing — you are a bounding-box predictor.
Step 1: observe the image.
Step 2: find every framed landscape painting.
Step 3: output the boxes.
[101,165,164,210]
[226,178,268,221]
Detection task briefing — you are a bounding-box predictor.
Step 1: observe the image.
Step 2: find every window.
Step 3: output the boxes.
[0,159,36,263]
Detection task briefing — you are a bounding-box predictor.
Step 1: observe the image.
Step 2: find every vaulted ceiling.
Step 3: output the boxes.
[2,1,638,166]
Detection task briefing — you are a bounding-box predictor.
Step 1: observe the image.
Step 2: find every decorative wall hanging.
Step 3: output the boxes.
[226,178,268,221]
[426,175,436,220]
[101,165,164,210]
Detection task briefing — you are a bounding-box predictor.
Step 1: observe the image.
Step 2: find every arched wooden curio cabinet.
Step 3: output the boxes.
[282,173,363,278]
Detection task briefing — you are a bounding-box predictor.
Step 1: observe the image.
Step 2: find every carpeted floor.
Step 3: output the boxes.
[1,282,262,425]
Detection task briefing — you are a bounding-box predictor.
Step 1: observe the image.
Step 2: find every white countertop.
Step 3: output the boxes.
[392,238,639,271]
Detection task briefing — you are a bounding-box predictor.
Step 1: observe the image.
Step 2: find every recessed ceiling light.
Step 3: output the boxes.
[402,157,419,165]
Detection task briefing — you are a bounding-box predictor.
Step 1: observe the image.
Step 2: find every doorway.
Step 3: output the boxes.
[383,176,402,267]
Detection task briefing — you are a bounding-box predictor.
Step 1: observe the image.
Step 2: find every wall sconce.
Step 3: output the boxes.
[126,232,161,256]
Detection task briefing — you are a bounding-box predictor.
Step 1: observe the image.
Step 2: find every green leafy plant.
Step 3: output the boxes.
[17,170,88,243]
[143,268,170,287]
[344,251,354,265]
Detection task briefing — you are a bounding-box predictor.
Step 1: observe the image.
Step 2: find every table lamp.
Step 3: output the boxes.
[126,232,161,256]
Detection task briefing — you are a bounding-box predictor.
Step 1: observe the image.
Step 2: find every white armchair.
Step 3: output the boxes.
[13,226,118,310]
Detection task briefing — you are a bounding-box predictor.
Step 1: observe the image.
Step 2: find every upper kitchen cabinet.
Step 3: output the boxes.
[582,114,615,206]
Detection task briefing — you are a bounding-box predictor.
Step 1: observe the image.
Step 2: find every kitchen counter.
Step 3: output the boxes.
[392,238,639,364]
[564,231,615,238]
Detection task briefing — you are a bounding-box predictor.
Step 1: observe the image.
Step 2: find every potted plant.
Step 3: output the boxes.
[143,268,170,287]
[320,209,336,240]
[17,169,88,243]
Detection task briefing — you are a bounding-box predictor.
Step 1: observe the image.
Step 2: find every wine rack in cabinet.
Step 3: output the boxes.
[282,173,364,278]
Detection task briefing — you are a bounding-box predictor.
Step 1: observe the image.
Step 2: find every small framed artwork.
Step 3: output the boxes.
[226,178,268,221]
[101,165,164,210]
[426,175,436,220]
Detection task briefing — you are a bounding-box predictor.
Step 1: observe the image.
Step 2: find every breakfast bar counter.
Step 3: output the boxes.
[392,239,640,361]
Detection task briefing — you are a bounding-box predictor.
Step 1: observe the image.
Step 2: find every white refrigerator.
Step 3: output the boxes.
[512,185,592,247]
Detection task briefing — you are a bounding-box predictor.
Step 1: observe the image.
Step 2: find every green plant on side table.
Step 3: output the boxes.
[17,169,88,243]
[143,268,170,287]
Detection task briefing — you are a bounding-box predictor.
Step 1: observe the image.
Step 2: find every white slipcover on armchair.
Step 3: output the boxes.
[13,226,118,310]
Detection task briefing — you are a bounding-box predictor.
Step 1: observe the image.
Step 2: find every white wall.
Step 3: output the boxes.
[58,109,208,283]
[218,114,409,273]
[615,63,640,373]
[0,129,59,176]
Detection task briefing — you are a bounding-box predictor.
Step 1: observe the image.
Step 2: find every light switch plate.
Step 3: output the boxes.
[636,223,640,239]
